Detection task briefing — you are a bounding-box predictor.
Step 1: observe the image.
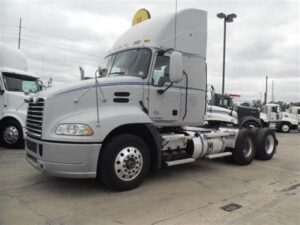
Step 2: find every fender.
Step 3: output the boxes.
[0,114,26,138]
[239,116,262,128]
[42,105,153,143]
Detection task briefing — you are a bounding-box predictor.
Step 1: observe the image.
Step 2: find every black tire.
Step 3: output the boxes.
[0,119,24,149]
[232,129,257,165]
[279,122,290,133]
[243,121,261,128]
[255,128,277,160]
[98,134,150,191]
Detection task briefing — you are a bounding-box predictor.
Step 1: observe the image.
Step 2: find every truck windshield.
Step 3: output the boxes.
[105,48,151,78]
[2,72,39,93]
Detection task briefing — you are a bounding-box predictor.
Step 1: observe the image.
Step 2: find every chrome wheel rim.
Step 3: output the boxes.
[4,126,19,145]
[282,125,289,132]
[114,147,143,181]
[265,135,275,154]
[242,137,253,158]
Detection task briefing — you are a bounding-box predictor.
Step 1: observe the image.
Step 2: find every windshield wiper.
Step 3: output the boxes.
[109,71,125,75]
[9,89,22,92]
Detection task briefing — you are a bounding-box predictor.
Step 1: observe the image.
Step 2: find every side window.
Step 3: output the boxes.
[297,109,300,114]
[152,55,170,86]
[271,107,277,113]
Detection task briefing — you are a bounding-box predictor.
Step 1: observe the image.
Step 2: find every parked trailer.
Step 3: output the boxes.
[25,9,278,191]
[0,43,41,148]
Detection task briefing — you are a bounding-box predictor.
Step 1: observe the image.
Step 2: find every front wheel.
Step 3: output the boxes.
[98,134,150,191]
[280,123,290,133]
[1,120,24,149]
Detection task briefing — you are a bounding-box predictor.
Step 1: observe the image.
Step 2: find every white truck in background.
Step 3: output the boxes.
[287,106,300,126]
[261,103,298,133]
[25,9,278,191]
[0,43,41,148]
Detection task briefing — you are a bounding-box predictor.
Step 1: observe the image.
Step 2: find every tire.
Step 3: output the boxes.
[232,129,257,165]
[98,134,150,191]
[0,119,24,149]
[255,128,277,160]
[243,121,261,128]
[279,123,290,133]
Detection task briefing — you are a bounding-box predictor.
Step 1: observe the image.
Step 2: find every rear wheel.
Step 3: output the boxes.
[98,134,150,191]
[232,129,256,165]
[0,119,24,149]
[255,128,277,160]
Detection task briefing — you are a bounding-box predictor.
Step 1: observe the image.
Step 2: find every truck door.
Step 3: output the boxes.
[147,54,181,122]
[0,74,4,117]
[270,106,278,121]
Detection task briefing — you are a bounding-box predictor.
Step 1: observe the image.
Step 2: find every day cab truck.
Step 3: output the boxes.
[25,9,278,191]
[0,43,41,148]
[287,106,300,126]
[261,103,298,133]
[205,87,268,128]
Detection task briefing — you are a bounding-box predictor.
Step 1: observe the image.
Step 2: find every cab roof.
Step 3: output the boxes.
[108,9,207,58]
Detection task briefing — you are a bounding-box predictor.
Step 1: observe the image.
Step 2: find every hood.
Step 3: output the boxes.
[282,112,298,121]
[34,76,145,100]
[207,105,238,118]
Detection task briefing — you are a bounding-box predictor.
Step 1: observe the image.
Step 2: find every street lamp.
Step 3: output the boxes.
[217,12,237,94]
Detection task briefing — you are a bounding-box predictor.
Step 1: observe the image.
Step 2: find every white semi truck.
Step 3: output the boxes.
[0,43,41,148]
[25,9,278,191]
[287,106,300,126]
[261,103,298,133]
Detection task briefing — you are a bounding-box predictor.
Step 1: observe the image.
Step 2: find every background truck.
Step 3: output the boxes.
[25,9,278,191]
[0,43,41,148]
[287,106,300,126]
[205,86,268,128]
[261,103,298,133]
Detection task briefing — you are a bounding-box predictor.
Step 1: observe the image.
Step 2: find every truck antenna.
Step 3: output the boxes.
[174,0,178,50]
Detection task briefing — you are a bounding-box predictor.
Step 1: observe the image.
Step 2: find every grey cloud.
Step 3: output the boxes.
[0,0,299,102]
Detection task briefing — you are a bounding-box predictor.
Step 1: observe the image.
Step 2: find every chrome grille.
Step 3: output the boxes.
[26,98,44,138]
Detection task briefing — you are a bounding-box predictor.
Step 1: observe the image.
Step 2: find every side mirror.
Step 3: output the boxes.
[169,51,183,83]
[47,77,53,87]
[100,68,107,77]
[98,67,107,78]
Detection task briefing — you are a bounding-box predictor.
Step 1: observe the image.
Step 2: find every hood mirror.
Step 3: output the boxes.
[98,67,107,77]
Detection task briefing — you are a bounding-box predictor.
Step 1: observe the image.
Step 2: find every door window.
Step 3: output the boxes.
[152,55,170,86]
[271,107,277,113]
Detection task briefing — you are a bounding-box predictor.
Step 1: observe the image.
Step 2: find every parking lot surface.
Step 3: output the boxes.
[0,132,299,225]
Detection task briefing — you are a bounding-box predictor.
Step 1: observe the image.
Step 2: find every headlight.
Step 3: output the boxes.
[56,124,94,136]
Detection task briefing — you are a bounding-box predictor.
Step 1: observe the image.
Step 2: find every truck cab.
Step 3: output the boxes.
[287,106,300,125]
[205,87,264,128]
[0,43,40,148]
[262,103,298,133]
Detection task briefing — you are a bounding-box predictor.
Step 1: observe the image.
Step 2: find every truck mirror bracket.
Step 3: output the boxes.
[157,82,173,94]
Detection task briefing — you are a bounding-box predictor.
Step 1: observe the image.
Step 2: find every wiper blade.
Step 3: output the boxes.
[9,89,22,92]
[109,72,125,75]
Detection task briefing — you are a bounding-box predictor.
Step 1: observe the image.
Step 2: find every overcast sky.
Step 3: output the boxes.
[0,0,299,102]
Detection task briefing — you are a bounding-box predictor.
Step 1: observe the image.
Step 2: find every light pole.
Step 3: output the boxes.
[217,12,237,94]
